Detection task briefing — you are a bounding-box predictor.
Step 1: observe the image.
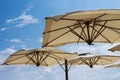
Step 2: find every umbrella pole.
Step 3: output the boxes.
[65,59,68,80]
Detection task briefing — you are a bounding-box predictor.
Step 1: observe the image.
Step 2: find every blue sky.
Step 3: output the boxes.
[0,0,120,80]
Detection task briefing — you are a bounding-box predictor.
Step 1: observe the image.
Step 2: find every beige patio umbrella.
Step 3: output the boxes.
[109,44,120,52]
[65,53,120,68]
[105,63,120,68]
[2,47,78,80]
[42,9,120,47]
[2,47,78,66]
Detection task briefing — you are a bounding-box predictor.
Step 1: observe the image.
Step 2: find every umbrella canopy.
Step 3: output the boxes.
[2,47,78,66]
[43,9,120,47]
[66,53,120,68]
[109,44,120,52]
[105,63,120,68]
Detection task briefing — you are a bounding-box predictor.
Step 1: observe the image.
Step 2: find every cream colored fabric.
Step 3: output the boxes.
[105,63,120,68]
[2,47,78,66]
[43,9,120,47]
[109,44,120,52]
[66,54,120,68]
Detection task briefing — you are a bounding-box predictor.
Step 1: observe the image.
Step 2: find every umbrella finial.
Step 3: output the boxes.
[36,63,40,67]
[86,40,93,45]
[84,21,91,27]
[90,65,93,68]
[36,51,40,54]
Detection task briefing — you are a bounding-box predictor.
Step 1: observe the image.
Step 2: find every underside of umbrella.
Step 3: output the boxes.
[2,47,78,66]
[105,63,120,68]
[43,9,120,47]
[109,44,120,52]
[66,54,120,68]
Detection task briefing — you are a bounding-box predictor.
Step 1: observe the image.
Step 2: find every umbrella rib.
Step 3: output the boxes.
[77,33,87,43]
[80,26,88,41]
[89,25,112,43]
[68,64,72,71]
[94,23,120,42]
[68,26,85,41]
[56,59,65,71]
[25,53,36,65]
[93,57,100,65]
[38,52,49,66]
[43,52,62,60]
[80,58,90,67]
[93,28,106,40]
[11,53,27,56]
[52,11,86,21]
[38,53,49,66]
[78,23,88,41]
[96,19,120,22]
[43,23,79,34]
[91,13,107,21]
[91,57,96,65]
[59,18,81,21]
[92,58,97,65]
[26,51,39,64]
[58,13,106,22]
[40,59,49,67]
[110,28,120,34]
[86,23,91,41]
[36,53,40,64]
[38,52,44,64]
[25,54,36,65]
[95,23,120,30]
[100,57,113,61]
[89,58,93,67]
[91,21,108,40]
[42,60,49,67]
[42,24,81,47]
[89,58,96,68]
[90,21,96,40]
[95,21,107,39]
[99,24,120,36]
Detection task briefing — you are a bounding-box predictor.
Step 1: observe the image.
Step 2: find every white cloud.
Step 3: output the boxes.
[59,43,120,55]
[5,39,27,49]
[0,48,16,65]
[59,43,99,54]
[68,66,120,80]
[6,13,38,27]
[6,39,22,43]
[21,44,27,49]
[0,48,16,55]
[0,27,9,31]
[38,37,43,43]
[23,5,34,13]
[25,38,31,41]
[45,67,52,73]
